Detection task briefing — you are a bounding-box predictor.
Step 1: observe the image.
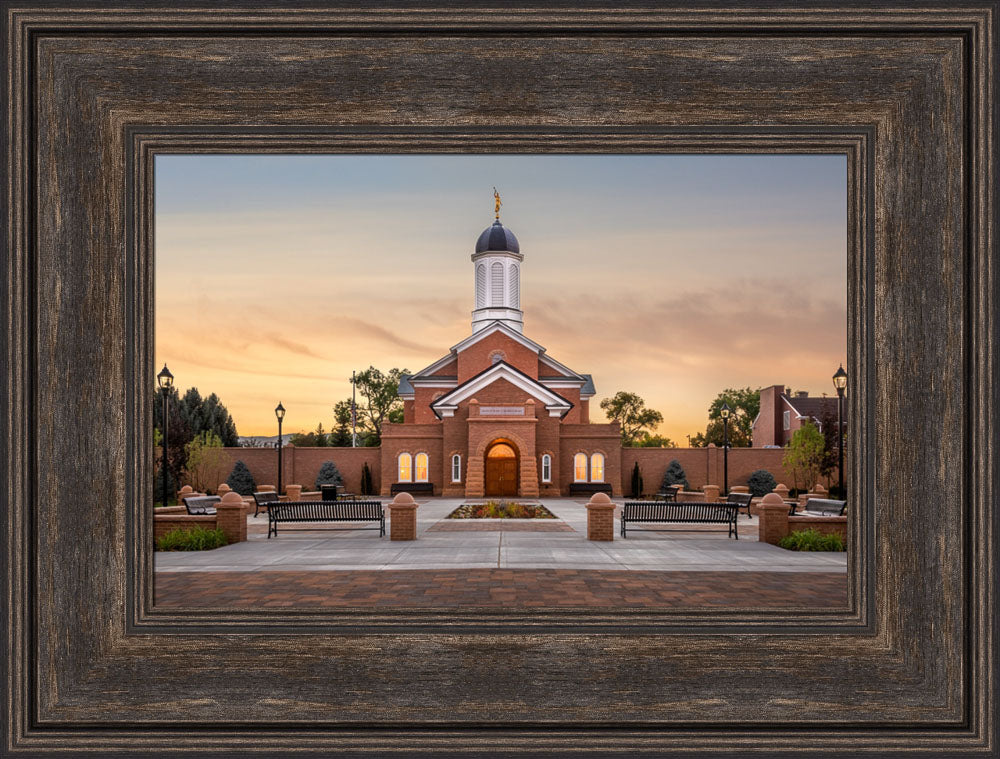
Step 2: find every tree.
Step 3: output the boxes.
[661,459,689,490]
[289,423,329,447]
[633,433,677,448]
[688,387,760,447]
[184,431,228,494]
[225,460,256,496]
[629,461,644,497]
[153,384,192,498]
[782,421,825,493]
[599,391,665,446]
[747,469,777,497]
[315,461,343,490]
[817,410,841,489]
[360,461,374,495]
[334,367,409,446]
[329,400,356,446]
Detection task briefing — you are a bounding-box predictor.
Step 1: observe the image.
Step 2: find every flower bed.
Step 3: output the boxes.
[448,501,556,519]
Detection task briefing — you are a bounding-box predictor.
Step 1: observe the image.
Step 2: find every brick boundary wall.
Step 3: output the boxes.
[216,446,381,495]
[153,514,217,541]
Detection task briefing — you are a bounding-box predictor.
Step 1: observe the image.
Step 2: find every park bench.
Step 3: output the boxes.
[726,492,753,518]
[652,485,680,502]
[802,498,847,516]
[621,500,739,539]
[267,499,385,539]
[252,491,279,517]
[390,482,434,496]
[568,482,613,497]
[183,495,220,515]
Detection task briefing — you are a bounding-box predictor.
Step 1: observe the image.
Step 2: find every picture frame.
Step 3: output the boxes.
[3,3,996,755]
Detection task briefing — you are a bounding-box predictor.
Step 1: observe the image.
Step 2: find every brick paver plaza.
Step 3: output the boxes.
[155,498,848,609]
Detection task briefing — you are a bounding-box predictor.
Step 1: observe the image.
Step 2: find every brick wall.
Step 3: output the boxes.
[457,331,539,382]
[379,423,444,496]
[217,446,381,495]
[153,513,217,540]
[559,423,622,496]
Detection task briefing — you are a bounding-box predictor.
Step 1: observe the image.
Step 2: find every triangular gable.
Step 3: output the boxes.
[449,321,547,357]
[538,352,585,380]
[430,361,573,419]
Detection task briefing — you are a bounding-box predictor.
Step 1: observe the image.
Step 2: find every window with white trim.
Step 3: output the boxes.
[782,410,791,431]
[509,263,520,308]
[590,453,605,483]
[491,261,504,305]
[573,453,588,482]
[541,454,552,483]
[415,453,429,482]
[451,454,461,482]
[397,452,412,482]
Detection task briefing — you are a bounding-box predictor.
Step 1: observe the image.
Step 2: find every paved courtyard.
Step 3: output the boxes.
[155,498,847,608]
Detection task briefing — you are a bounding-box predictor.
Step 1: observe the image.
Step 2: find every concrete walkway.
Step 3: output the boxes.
[155,498,847,574]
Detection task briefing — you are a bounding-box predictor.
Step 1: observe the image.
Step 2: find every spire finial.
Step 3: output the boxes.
[493,187,502,220]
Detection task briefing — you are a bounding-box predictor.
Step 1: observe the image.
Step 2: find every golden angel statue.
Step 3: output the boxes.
[493,187,502,220]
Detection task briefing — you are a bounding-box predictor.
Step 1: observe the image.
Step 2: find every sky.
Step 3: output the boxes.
[155,154,847,442]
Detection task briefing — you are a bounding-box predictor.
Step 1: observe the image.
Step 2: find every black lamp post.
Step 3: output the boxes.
[833,365,847,498]
[275,402,286,496]
[156,364,174,508]
[720,402,731,496]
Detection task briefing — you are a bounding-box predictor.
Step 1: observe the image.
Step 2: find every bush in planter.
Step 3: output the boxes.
[660,459,689,491]
[747,469,777,497]
[630,461,644,498]
[225,460,256,495]
[360,461,374,495]
[315,460,344,490]
[156,525,228,551]
[778,528,845,552]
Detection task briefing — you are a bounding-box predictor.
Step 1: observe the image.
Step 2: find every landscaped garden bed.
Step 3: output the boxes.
[448,501,556,519]
[778,528,845,552]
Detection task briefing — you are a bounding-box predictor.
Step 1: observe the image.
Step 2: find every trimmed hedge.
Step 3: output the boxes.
[778,528,845,552]
[156,526,228,551]
[225,460,256,495]
[747,469,777,497]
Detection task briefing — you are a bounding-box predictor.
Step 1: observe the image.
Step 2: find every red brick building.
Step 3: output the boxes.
[752,385,845,447]
[380,215,621,497]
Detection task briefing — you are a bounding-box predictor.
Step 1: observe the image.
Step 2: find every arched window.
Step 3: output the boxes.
[491,261,504,305]
[509,263,520,308]
[415,453,429,482]
[397,453,412,482]
[475,264,486,307]
[573,453,588,482]
[451,454,462,482]
[541,454,552,483]
[590,453,605,483]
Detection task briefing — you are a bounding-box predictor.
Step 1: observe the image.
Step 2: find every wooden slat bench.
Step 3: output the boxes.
[389,482,433,496]
[267,499,385,539]
[621,501,739,539]
[252,491,279,517]
[568,482,613,497]
[182,495,220,515]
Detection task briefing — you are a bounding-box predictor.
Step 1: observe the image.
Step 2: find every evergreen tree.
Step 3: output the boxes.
[360,461,374,495]
[661,459,689,490]
[314,461,343,490]
[630,461,644,498]
[226,460,256,495]
[747,469,777,497]
[154,466,177,505]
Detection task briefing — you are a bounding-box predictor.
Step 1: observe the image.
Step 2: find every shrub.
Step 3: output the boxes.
[156,526,228,551]
[360,461,374,495]
[778,528,845,552]
[661,459,689,490]
[747,469,777,497]
[225,460,256,495]
[315,460,344,490]
[630,461,644,498]
[153,466,177,504]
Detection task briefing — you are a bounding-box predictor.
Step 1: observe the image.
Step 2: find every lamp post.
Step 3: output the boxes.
[275,402,285,496]
[156,364,174,508]
[833,365,847,498]
[720,402,731,496]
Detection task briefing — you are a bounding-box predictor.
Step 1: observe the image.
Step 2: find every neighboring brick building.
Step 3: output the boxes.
[752,385,846,447]
[380,212,622,497]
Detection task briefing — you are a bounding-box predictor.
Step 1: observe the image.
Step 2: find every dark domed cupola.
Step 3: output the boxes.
[475,220,520,254]
[471,190,524,334]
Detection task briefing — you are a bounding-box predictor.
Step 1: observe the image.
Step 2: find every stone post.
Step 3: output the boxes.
[758,492,789,546]
[774,483,790,500]
[217,483,232,497]
[388,492,418,540]
[215,491,247,544]
[586,492,616,541]
[702,484,720,503]
[286,484,302,501]
[176,485,194,502]
[258,484,275,492]
[729,485,750,494]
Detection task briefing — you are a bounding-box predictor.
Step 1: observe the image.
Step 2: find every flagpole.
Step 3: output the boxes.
[351,370,357,448]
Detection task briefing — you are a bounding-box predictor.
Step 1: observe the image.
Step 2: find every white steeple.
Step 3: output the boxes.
[471,190,523,333]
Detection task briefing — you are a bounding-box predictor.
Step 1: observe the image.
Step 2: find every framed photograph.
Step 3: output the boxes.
[3,2,996,756]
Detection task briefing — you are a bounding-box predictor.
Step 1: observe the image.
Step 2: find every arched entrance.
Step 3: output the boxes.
[484,440,519,497]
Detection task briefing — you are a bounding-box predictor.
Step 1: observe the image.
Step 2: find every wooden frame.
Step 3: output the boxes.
[3,3,996,755]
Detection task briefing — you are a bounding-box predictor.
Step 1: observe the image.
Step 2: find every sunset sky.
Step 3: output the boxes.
[155,154,846,442]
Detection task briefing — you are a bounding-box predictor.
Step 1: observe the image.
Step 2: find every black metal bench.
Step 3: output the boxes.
[267,499,385,538]
[802,498,847,516]
[252,491,279,517]
[183,495,220,515]
[621,501,739,539]
[568,482,613,497]
[726,492,753,518]
[651,485,680,502]
[390,482,433,496]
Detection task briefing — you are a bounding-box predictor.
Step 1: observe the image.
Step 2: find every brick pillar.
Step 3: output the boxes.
[388,492,418,540]
[217,483,231,497]
[285,484,302,501]
[586,492,615,541]
[702,484,720,503]
[758,493,789,545]
[258,484,275,492]
[730,485,750,494]
[216,491,247,544]
[176,485,194,502]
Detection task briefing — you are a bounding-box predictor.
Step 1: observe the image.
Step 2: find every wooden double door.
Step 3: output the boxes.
[485,442,518,497]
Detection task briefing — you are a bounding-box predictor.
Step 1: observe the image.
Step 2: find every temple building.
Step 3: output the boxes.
[380,197,621,497]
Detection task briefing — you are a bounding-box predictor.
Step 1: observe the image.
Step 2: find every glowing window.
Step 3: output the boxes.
[397,453,412,482]
[491,261,504,305]
[415,453,429,482]
[541,454,552,483]
[451,454,461,482]
[590,453,605,483]
[574,453,588,482]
